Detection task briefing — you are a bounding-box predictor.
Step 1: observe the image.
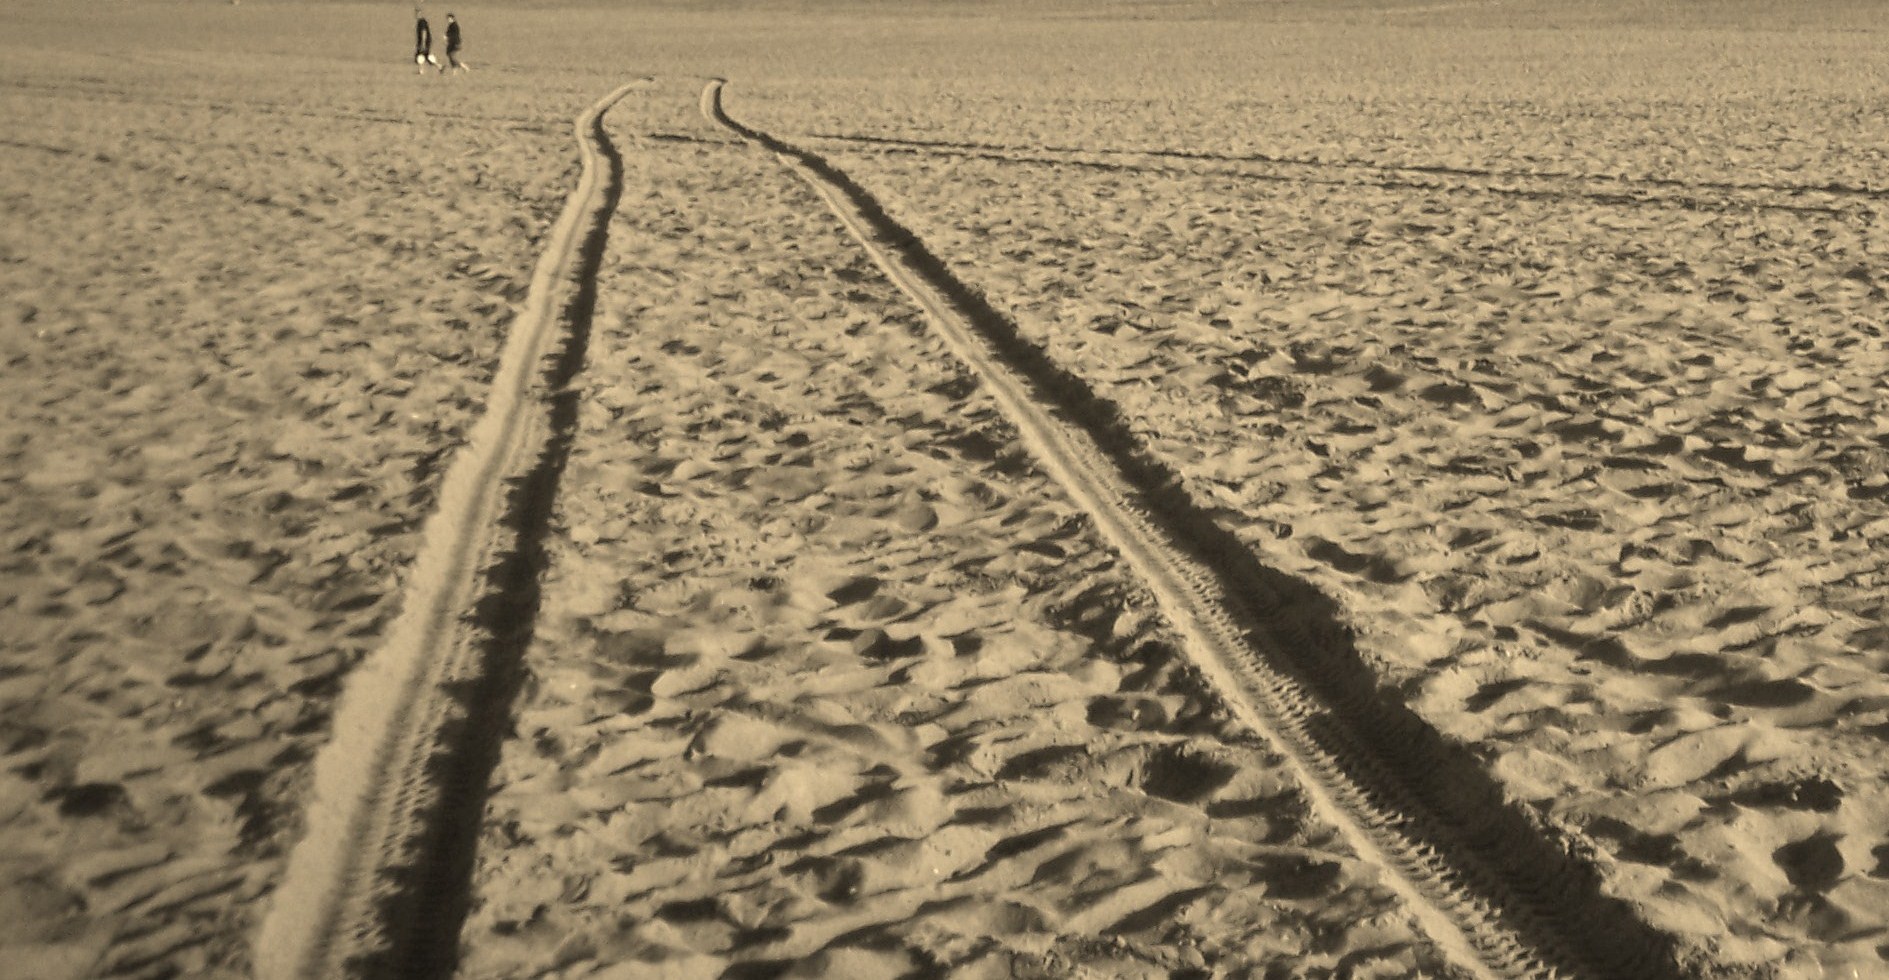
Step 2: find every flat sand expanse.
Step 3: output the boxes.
[2,5,599,974]
[734,21,1889,976]
[4,1,1889,978]
[458,77,1455,980]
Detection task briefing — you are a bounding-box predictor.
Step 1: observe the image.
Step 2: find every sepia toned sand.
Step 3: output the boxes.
[811,151,1889,973]
[456,79,1454,979]
[4,1,1889,978]
[742,20,1889,978]
[1,6,604,974]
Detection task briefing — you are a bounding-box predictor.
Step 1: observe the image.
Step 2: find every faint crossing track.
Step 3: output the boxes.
[252,79,639,980]
[801,130,1879,219]
[704,78,1703,980]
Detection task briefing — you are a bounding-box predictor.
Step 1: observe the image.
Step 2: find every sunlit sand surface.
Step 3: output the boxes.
[4,2,1888,978]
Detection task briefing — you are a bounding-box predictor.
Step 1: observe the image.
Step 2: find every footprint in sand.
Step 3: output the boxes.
[1774,833,1845,894]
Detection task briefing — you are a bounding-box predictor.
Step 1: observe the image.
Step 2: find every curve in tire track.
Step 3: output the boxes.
[252,79,640,980]
[704,79,1701,980]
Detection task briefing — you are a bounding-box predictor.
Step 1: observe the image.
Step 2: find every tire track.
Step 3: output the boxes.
[803,130,1871,219]
[705,79,1698,980]
[252,79,637,980]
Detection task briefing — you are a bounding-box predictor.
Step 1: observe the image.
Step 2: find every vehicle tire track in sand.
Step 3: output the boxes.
[252,80,640,980]
[705,79,1694,980]
[803,132,1872,219]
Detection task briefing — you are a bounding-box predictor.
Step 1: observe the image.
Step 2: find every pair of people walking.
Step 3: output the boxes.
[414,10,468,74]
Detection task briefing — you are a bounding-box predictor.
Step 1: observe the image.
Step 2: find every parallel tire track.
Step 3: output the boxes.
[252,80,637,980]
[705,79,1700,980]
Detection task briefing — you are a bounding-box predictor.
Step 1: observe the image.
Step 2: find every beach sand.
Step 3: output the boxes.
[761,24,1889,975]
[4,2,1889,978]
[1,10,594,974]
[456,78,1452,979]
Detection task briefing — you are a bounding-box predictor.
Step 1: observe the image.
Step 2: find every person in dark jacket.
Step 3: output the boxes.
[415,9,442,73]
[444,14,470,73]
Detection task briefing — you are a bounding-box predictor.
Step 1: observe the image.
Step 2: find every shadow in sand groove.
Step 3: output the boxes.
[713,83,1694,979]
[322,93,629,980]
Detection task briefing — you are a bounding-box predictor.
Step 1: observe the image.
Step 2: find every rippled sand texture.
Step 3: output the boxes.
[0,6,603,974]
[729,18,1889,980]
[9,1,1889,978]
[459,78,1452,979]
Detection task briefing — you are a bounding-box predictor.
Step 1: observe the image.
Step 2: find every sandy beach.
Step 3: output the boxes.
[2,7,595,973]
[4,1,1889,978]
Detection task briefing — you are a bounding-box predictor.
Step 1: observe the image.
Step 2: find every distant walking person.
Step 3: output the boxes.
[414,9,442,73]
[444,14,470,73]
